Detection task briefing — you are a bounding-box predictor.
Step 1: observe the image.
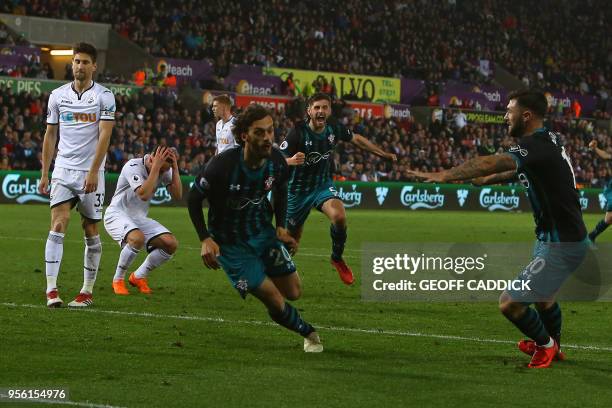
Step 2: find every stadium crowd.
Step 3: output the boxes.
[5,0,609,99]
[0,85,609,188]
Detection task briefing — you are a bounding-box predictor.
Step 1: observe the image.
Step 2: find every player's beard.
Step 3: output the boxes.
[508,117,526,138]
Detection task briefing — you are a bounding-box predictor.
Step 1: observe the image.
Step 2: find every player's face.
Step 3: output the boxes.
[505,99,527,138]
[212,101,227,119]
[245,115,274,158]
[308,99,331,128]
[72,53,96,82]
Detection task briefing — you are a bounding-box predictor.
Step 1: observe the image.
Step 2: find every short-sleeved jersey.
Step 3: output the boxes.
[215,116,237,154]
[107,156,172,218]
[47,81,116,171]
[280,121,353,194]
[193,147,289,244]
[506,128,587,242]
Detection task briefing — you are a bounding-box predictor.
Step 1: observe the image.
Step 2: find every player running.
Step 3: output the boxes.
[188,104,323,352]
[38,42,115,308]
[212,94,238,154]
[104,147,182,295]
[409,90,589,368]
[280,93,397,285]
[587,139,612,243]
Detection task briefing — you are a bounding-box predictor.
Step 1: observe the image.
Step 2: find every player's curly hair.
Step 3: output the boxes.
[232,104,272,146]
[72,42,97,63]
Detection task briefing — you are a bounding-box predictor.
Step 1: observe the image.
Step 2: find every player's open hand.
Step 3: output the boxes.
[151,146,171,170]
[84,171,98,193]
[201,237,221,269]
[276,227,298,255]
[589,140,598,150]
[287,152,305,166]
[38,174,50,195]
[407,170,447,183]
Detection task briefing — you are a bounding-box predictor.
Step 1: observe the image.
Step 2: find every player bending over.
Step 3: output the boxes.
[188,104,322,352]
[38,42,115,308]
[280,93,397,285]
[104,147,182,295]
[410,90,589,368]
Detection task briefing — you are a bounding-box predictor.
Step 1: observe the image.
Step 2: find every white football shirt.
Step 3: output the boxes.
[215,116,237,154]
[47,81,116,171]
[106,156,172,219]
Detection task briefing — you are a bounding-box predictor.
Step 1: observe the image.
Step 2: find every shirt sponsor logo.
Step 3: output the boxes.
[60,112,97,123]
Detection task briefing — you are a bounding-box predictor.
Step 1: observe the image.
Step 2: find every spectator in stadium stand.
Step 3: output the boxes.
[163,73,177,87]
[572,100,582,118]
[134,68,146,86]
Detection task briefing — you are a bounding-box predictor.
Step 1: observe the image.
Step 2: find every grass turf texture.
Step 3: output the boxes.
[1,204,611,408]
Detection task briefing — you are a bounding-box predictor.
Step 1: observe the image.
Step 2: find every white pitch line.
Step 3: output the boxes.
[0,236,360,260]
[10,398,127,408]
[2,302,611,353]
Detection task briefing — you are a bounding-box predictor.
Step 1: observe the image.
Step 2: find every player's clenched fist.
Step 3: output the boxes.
[201,237,221,269]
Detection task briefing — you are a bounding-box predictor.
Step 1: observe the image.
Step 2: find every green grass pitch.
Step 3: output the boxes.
[1,204,611,407]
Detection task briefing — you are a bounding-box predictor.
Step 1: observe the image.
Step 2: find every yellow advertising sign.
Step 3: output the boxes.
[264,67,400,103]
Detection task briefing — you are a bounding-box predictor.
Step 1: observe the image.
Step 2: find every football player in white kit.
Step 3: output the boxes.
[212,94,237,154]
[38,42,115,308]
[104,147,182,295]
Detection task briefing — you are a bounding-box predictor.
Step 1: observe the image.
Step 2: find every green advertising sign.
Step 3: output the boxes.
[0,171,605,214]
[0,76,141,97]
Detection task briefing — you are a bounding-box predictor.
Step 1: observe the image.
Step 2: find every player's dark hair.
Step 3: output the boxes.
[508,89,548,118]
[213,94,232,107]
[72,42,97,63]
[232,104,272,146]
[308,93,331,107]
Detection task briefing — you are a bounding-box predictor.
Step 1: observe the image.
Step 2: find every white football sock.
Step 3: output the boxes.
[114,244,140,281]
[81,235,102,294]
[45,231,64,293]
[134,248,172,278]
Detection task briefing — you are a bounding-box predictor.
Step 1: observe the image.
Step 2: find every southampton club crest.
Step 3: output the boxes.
[328,133,335,144]
[264,176,275,191]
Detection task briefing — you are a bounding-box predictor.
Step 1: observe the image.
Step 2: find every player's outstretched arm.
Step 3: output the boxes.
[84,119,114,193]
[472,170,518,186]
[167,148,182,200]
[589,140,612,160]
[409,154,517,183]
[38,123,58,195]
[351,133,397,162]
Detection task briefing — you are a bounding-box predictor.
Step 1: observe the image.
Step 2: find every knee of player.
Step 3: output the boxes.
[499,294,524,319]
[127,231,146,249]
[164,236,179,254]
[605,212,612,224]
[50,219,68,233]
[331,213,347,226]
[285,283,302,301]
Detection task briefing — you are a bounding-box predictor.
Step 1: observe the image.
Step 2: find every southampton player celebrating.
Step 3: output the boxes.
[188,104,323,352]
[409,90,589,368]
[587,139,612,243]
[104,147,181,295]
[212,94,237,154]
[38,42,115,308]
[280,93,397,285]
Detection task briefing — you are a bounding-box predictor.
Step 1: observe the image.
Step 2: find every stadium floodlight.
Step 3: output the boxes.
[50,49,73,56]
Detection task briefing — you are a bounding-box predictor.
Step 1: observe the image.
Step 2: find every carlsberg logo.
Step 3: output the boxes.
[2,174,49,203]
[479,188,519,211]
[400,185,445,210]
[337,184,362,208]
[579,191,589,210]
